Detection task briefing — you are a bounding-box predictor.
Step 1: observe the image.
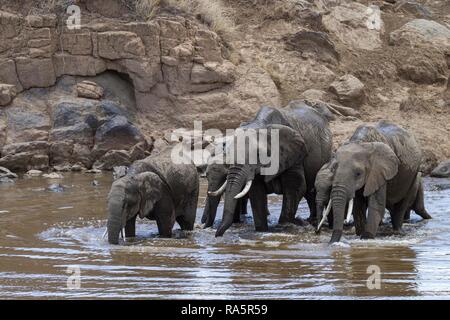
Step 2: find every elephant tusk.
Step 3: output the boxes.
[317,199,332,231]
[234,180,253,199]
[102,228,107,239]
[345,198,354,224]
[208,180,227,197]
[120,228,125,240]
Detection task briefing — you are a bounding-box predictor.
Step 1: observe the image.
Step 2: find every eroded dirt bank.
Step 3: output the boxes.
[0,0,449,174]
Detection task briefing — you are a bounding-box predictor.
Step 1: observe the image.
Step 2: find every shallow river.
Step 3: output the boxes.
[0,173,449,299]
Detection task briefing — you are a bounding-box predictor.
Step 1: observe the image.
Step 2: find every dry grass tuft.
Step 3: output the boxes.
[136,0,235,36]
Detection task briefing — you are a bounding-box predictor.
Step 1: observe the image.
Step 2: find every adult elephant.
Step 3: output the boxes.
[321,121,432,243]
[106,147,199,244]
[315,158,430,232]
[201,158,248,228]
[214,101,333,237]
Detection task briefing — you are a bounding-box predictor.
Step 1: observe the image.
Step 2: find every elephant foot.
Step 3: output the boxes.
[329,230,343,244]
[420,212,432,220]
[360,232,375,240]
[343,221,354,229]
[392,228,406,236]
[158,231,172,238]
[306,215,317,224]
[255,226,269,232]
[294,217,307,226]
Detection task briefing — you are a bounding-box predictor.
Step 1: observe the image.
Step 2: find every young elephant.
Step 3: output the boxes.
[106,147,199,244]
[321,121,431,243]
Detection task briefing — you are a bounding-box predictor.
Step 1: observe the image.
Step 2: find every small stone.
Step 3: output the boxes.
[26,169,43,176]
[53,165,71,172]
[71,164,84,172]
[43,173,64,179]
[0,177,14,184]
[85,169,102,174]
[0,84,17,106]
[77,81,104,99]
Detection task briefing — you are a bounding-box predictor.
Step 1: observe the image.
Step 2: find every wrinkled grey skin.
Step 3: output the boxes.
[315,158,429,230]
[201,161,248,228]
[215,102,333,237]
[431,159,450,178]
[107,147,199,244]
[314,159,335,229]
[323,121,432,244]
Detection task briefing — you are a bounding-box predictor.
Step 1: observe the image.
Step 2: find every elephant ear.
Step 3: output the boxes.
[262,124,307,182]
[137,172,163,218]
[315,157,336,190]
[363,142,399,197]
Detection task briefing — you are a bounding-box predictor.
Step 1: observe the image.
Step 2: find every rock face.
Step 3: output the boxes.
[431,160,450,178]
[0,80,151,171]
[0,7,281,171]
[329,75,365,108]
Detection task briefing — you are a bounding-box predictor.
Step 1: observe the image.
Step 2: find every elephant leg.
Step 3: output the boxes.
[125,214,137,238]
[156,215,174,237]
[404,210,411,222]
[413,179,432,219]
[180,188,199,231]
[391,201,408,233]
[249,179,269,232]
[305,191,317,224]
[362,184,386,239]
[279,166,306,225]
[327,211,334,229]
[155,198,176,237]
[233,199,242,223]
[353,195,367,236]
[241,197,248,216]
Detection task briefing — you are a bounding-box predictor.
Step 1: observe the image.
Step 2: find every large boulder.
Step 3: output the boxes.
[322,2,384,51]
[390,20,450,84]
[92,115,148,158]
[0,141,50,171]
[77,81,104,99]
[5,106,50,143]
[329,74,365,108]
[389,19,450,51]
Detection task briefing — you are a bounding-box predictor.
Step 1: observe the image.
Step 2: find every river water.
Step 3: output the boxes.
[0,173,449,299]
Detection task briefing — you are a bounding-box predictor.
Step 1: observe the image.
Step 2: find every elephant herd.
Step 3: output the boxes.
[105,101,432,245]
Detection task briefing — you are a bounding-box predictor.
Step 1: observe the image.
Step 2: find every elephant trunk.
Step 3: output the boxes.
[315,192,328,227]
[107,197,124,245]
[215,168,248,237]
[329,185,349,244]
[202,195,221,228]
[316,203,324,228]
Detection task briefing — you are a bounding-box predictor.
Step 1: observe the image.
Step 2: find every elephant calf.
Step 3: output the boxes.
[315,121,432,243]
[106,147,199,244]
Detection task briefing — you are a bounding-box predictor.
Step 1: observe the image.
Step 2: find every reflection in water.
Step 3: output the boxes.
[0,174,449,299]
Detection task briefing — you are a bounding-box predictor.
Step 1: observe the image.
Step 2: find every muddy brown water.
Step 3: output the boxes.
[0,173,449,299]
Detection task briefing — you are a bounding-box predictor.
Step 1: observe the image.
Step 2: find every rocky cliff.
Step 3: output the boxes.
[0,0,449,173]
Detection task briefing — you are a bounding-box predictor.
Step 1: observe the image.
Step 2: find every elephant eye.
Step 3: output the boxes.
[355,171,362,177]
